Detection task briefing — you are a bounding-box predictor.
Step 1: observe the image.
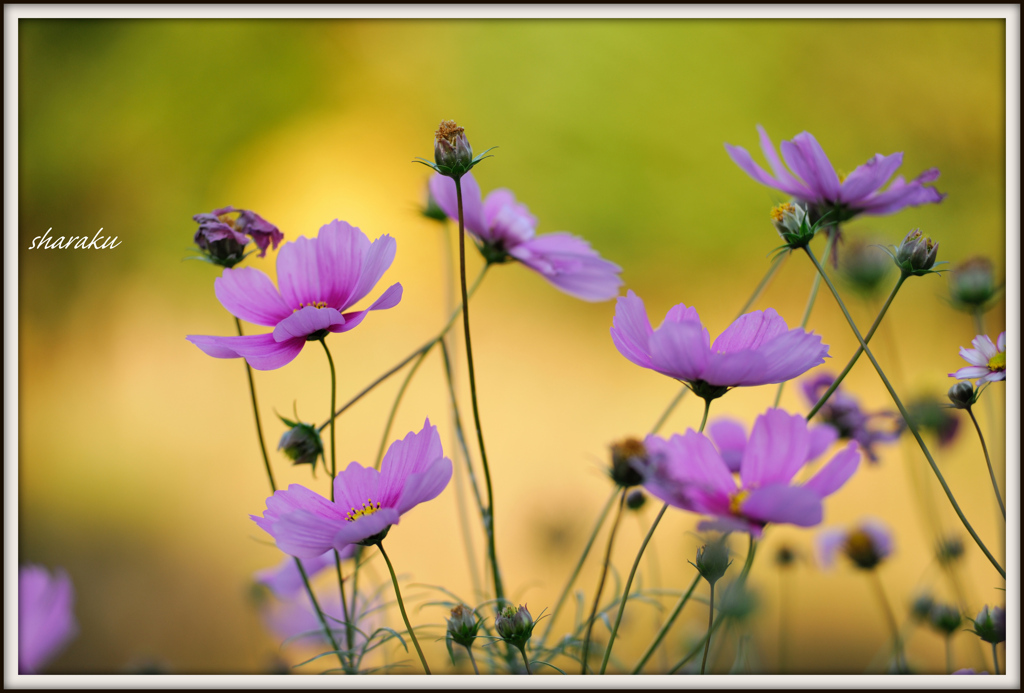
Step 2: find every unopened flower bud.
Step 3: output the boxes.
[232,208,283,258]
[929,603,962,635]
[717,580,758,621]
[949,257,998,311]
[494,604,534,649]
[935,535,964,565]
[434,120,474,178]
[840,237,892,296]
[775,545,797,567]
[969,606,1005,644]
[770,202,815,248]
[277,422,323,468]
[947,381,977,410]
[610,438,649,488]
[910,593,935,622]
[893,229,939,276]
[446,604,480,649]
[690,540,732,586]
[625,489,647,511]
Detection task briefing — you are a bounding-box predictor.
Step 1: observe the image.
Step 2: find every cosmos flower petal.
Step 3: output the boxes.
[331,283,404,335]
[254,484,341,536]
[275,235,323,308]
[757,124,813,196]
[331,462,382,522]
[649,320,711,381]
[699,350,768,387]
[272,306,346,342]
[997,332,1006,351]
[314,220,370,309]
[807,423,840,461]
[816,528,848,569]
[187,333,305,371]
[510,233,623,301]
[791,132,842,201]
[377,420,445,508]
[803,442,860,498]
[330,508,401,548]
[740,409,810,488]
[697,516,762,536]
[345,234,397,310]
[856,169,946,215]
[839,152,903,203]
[610,290,656,369]
[951,365,989,379]
[19,566,78,674]
[723,142,811,199]
[268,509,349,559]
[971,334,998,360]
[214,267,292,326]
[645,430,737,503]
[707,418,747,473]
[254,552,347,598]
[395,456,453,516]
[757,329,830,383]
[740,484,823,527]
[428,173,488,239]
[711,308,788,353]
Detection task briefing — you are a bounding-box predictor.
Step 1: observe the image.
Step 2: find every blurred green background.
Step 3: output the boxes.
[17,18,1007,675]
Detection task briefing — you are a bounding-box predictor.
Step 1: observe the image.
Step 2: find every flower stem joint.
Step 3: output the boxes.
[415,120,495,180]
[446,604,481,649]
[889,228,941,277]
[494,604,535,650]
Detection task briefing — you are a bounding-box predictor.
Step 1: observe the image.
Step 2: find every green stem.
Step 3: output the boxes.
[967,407,1005,518]
[992,642,1000,676]
[294,558,346,668]
[235,318,276,492]
[466,645,480,675]
[373,348,430,469]
[773,232,834,408]
[630,573,701,674]
[537,487,619,651]
[599,398,713,674]
[454,176,504,607]
[517,646,533,675]
[651,252,787,435]
[439,339,487,517]
[580,489,628,674]
[377,541,431,674]
[869,571,905,673]
[700,582,715,674]
[803,247,1005,579]
[806,275,907,421]
[945,635,953,674]
[778,568,789,674]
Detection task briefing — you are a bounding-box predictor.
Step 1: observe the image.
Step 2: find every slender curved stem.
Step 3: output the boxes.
[537,487,619,651]
[377,542,430,674]
[869,570,905,673]
[235,318,276,491]
[992,642,1000,676]
[968,407,1005,518]
[599,398,713,674]
[700,582,716,674]
[651,252,787,435]
[517,646,533,674]
[631,573,701,674]
[807,275,907,420]
[465,645,480,675]
[803,248,1004,578]
[454,176,504,606]
[773,232,834,408]
[439,340,487,517]
[580,489,627,674]
[373,348,430,469]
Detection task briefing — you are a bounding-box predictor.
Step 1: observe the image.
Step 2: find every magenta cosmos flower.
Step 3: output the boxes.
[817,518,893,570]
[611,290,829,398]
[19,565,78,674]
[950,332,1006,384]
[187,220,402,371]
[253,419,452,556]
[725,126,945,223]
[429,173,623,301]
[643,409,861,536]
[707,415,839,473]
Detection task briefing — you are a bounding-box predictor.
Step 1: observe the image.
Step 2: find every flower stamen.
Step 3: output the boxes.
[346,497,382,522]
[988,352,1005,372]
[295,301,329,312]
[729,490,751,515]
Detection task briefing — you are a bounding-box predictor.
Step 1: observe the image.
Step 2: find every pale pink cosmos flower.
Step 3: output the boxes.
[187,220,402,371]
[643,409,860,536]
[429,173,622,301]
[252,419,452,557]
[19,565,78,674]
[949,332,1006,384]
[253,547,357,599]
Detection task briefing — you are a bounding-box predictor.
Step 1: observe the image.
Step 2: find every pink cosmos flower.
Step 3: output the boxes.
[801,372,904,463]
[252,419,452,557]
[949,332,1006,384]
[643,409,861,536]
[818,518,894,570]
[19,565,78,674]
[611,290,829,395]
[707,415,839,473]
[187,220,402,371]
[429,173,623,301]
[253,547,357,599]
[725,126,945,222]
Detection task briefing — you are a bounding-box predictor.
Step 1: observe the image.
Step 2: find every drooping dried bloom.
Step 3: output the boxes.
[969,606,1005,644]
[612,291,829,401]
[430,173,623,301]
[644,409,860,536]
[19,565,78,674]
[252,420,452,556]
[725,126,945,223]
[802,372,903,462]
[818,518,893,570]
[949,257,999,312]
[187,220,402,371]
[949,332,1006,385]
[193,206,284,265]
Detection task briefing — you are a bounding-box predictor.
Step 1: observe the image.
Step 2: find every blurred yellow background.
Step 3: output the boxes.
[17,18,1007,675]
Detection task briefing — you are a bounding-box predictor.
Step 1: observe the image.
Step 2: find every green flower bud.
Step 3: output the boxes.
[446,604,480,649]
[929,603,962,635]
[910,592,935,622]
[947,381,977,410]
[609,438,648,488]
[770,202,816,249]
[840,237,893,297]
[935,535,965,565]
[949,257,998,311]
[625,489,647,511]
[775,545,797,568]
[433,120,474,178]
[893,229,939,277]
[717,580,758,621]
[690,540,732,586]
[277,421,323,468]
[494,604,535,650]
[969,606,1005,644]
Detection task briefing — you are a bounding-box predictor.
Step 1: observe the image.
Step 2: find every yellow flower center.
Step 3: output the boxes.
[837,170,848,184]
[729,490,751,515]
[346,497,382,522]
[988,352,1005,372]
[770,202,795,222]
[294,301,329,312]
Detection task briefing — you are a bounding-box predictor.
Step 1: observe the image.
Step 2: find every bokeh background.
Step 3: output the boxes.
[16,18,1010,675]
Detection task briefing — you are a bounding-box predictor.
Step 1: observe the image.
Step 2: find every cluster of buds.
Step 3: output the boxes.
[928,602,963,636]
[415,119,495,180]
[276,417,324,469]
[770,201,818,250]
[690,539,732,586]
[949,257,999,313]
[192,206,283,267]
[947,381,979,410]
[968,605,1005,644]
[445,604,481,649]
[609,438,649,488]
[889,228,940,277]
[494,604,535,651]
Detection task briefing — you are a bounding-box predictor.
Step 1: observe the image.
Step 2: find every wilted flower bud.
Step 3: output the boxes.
[969,605,1005,644]
[775,545,797,568]
[446,604,480,649]
[609,438,649,488]
[193,208,250,267]
[277,421,323,468]
[434,120,474,177]
[947,381,977,410]
[625,489,647,511]
[231,208,284,258]
[929,603,963,635]
[717,580,758,621]
[494,604,535,650]
[840,237,893,296]
[910,592,935,622]
[892,229,939,277]
[949,257,998,311]
[935,535,964,565]
[690,540,732,586]
[770,202,815,249]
